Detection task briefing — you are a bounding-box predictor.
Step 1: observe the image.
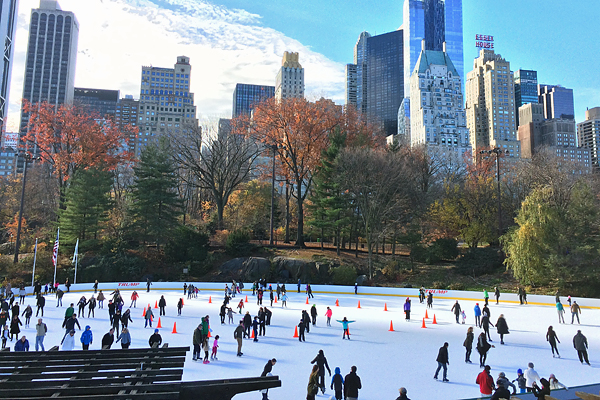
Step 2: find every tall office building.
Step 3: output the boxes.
[577,107,600,171]
[115,95,139,151]
[403,0,463,101]
[19,0,79,133]
[517,103,544,158]
[232,83,274,118]
[345,64,357,108]
[74,87,119,119]
[538,84,574,120]
[465,49,520,156]
[409,41,470,160]
[137,56,199,157]
[541,118,591,173]
[0,0,18,130]
[354,31,370,113]
[514,69,538,126]
[275,52,304,100]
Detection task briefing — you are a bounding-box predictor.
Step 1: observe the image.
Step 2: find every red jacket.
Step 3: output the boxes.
[476,371,494,395]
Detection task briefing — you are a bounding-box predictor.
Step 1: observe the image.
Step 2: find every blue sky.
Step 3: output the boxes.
[6,0,600,130]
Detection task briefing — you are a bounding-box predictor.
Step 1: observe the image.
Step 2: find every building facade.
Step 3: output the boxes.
[115,95,139,152]
[345,63,357,108]
[577,107,600,171]
[517,102,544,159]
[19,0,79,133]
[514,69,538,126]
[275,52,304,100]
[137,56,198,157]
[541,118,591,174]
[465,49,520,157]
[74,87,119,119]
[232,83,274,118]
[0,0,18,130]
[409,41,470,160]
[538,84,574,120]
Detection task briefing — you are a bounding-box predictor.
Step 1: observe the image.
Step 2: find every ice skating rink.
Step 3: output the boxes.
[20,284,600,399]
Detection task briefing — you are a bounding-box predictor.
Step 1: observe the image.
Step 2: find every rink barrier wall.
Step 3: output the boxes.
[463,383,600,400]
[22,282,600,310]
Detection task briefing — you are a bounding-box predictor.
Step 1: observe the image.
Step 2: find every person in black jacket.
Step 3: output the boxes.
[298,319,306,342]
[451,301,461,324]
[496,314,509,345]
[396,387,410,400]
[158,295,166,316]
[149,329,162,348]
[477,332,495,367]
[573,330,590,365]
[243,312,252,339]
[261,358,277,376]
[532,378,551,400]
[343,366,362,400]
[302,310,311,333]
[61,314,81,344]
[311,349,331,394]
[482,311,494,341]
[491,379,511,400]
[36,294,45,317]
[434,342,449,382]
[463,326,474,363]
[546,326,560,358]
[101,328,114,349]
[310,305,318,326]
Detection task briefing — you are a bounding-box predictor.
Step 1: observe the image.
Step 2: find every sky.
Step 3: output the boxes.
[6,0,600,131]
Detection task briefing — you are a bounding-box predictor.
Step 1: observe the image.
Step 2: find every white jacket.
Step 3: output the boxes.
[550,379,568,390]
[62,334,75,351]
[524,367,540,388]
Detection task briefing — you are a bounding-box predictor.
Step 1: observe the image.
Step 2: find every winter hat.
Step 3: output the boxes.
[528,362,534,368]
[498,372,506,378]
[517,369,523,374]
[334,367,340,374]
[154,329,159,333]
[549,374,556,379]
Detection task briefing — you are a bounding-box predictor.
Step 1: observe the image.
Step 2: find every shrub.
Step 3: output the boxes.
[429,238,459,261]
[164,226,210,263]
[432,281,446,289]
[455,247,504,277]
[381,261,399,282]
[332,265,357,286]
[225,230,255,256]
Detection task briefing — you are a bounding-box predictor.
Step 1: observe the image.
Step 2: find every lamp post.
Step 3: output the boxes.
[480,147,509,237]
[13,152,39,263]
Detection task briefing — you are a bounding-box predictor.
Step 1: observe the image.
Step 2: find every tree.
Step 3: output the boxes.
[131,140,182,249]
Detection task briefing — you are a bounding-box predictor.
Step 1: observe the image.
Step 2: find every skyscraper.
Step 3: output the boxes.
[514,70,538,109]
[517,102,544,158]
[115,95,139,152]
[465,49,520,156]
[577,107,600,171]
[137,56,198,157]
[538,84,575,120]
[232,83,274,118]
[409,41,470,160]
[19,0,79,132]
[275,52,304,100]
[403,0,463,100]
[345,63,357,108]
[354,31,370,114]
[0,0,18,130]
[74,88,119,119]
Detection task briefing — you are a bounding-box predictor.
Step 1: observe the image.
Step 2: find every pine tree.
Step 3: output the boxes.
[132,140,182,249]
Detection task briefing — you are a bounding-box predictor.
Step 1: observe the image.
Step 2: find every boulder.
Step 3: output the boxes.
[242,257,271,280]
[273,257,318,282]
[218,258,246,279]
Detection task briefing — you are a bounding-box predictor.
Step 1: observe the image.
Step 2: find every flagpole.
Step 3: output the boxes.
[73,238,79,284]
[31,238,38,287]
[53,228,59,287]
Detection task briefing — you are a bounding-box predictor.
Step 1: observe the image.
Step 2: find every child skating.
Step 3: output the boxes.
[211,335,219,360]
[202,337,210,364]
[336,317,355,340]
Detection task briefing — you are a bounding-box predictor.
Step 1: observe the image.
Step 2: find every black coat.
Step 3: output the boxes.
[37,296,45,307]
[463,332,474,349]
[243,314,252,327]
[343,372,362,398]
[573,332,588,351]
[311,353,331,375]
[101,333,114,349]
[261,360,274,377]
[158,298,166,307]
[298,320,306,333]
[477,334,491,354]
[436,346,449,364]
[496,317,509,335]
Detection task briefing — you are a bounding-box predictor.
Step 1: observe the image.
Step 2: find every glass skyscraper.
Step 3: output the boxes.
[0,0,18,131]
[538,84,575,120]
[232,83,274,118]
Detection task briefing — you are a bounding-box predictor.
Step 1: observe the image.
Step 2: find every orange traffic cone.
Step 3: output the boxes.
[293,326,299,338]
[384,303,388,311]
[421,318,427,328]
[274,297,277,303]
[425,309,429,319]
[245,295,248,303]
[154,301,158,309]
[306,297,309,305]
[142,307,146,317]
[209,296,212,304]
[433,314,438,324]
[172,322,177,334]
[251,329,255,339]
[357,301,361,309]
[389,321,394,331]
[157,317,162,328]
[335,299,339,307]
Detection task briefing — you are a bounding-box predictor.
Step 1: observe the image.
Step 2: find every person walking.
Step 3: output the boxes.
[571,301,581,324]
[494,287,500,304]
[149,329,162,348]
[234,320,244,357]
[343,366,362,400]
[546,326,560,358]
[434,342,449,382]
[336,317,354,340]
[80,326,93,350]
[325,307,332,327]
[36,294,45,317]
[476,365,495,396]
[524,362,541,392]
[35,318,47,351]
[482,311,494,341]
[158,295,166,316]
[556,301,565,323]
[298,319,307,342]
[116,327,131,349]
[310,304,318,326]
[451,301,461,324]
[331,367,344,400]
[307,365,320,400]
[474,303,481,327]
[573,330,590,365]
[101,328,115,349]
[310,350,331,395]
[476,332,494,367]
[463,326,474,363]
[496,314,509,345]
[404,298,411,321]
[193,323,203,361]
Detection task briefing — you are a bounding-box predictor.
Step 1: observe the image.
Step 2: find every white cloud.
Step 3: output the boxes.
[7,0,345,131]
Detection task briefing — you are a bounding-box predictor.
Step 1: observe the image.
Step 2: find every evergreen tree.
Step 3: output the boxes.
[59,168,113,247]
[132,140,182,249]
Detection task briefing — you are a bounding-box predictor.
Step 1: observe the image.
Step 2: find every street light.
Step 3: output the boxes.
[13,152,41,263]
[480,147,510,237]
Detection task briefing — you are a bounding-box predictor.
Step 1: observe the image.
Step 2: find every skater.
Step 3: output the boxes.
[87,295,96,318]
[476,365,494,396]
[548,374,568,390]
[482,311,494,341]
[97,290,105,308]
[484,289,489,306]
[21,305,32,327]
[281,293,288,308]
[261,358,277,376]
[36,294,45,317]
[567,295,572,307]
[61,330,75,350]
[116,327,131,349]
[202,337,210,363]
[77,296,87,317]
[158,295,166,316]
[512,369,526,394]
[257,289,263,305]
[451,300,461,324]
[35,318,47,351]
[276,284,281,300]
[252,316,259,342]
[61,313,80,344]
[343,366,362,400]
[144,306,154,328]
[310,349,331,394]
[307,284,314,299]
[130,291,139,308]
[259,308,266,336]
[269,289,274,307]
[524,362,541,392]
[496,372,517,395]
[298,318,307,342]
[396,387,410,400]
[463,326,474,363]
[112,310,122,337]
[56,289,64,307]
[108,300,116,325]
[427,292,433,308]
[302,310,311,333]
[495,314,509,344]
[211,335,219,360]
[65,278,71,292]
[573,330,590,365]
[297,279,301,293]
[325,306,332,327]
[243,312,252,338]
[80,326,93,350]
[556,301,565,323]
[93,280,98,293]
[14,335,29,352]
[177,298,183,315]
[404,297,411,320]
[331,367,344,400]
[101,328,115,349]
[434,342,449,382]
[193,323,202,361]
[482,304,491,320]
[234,320,244,356]
[237,299,244,314]
[354,282,358,295]
[546,326,560,357]
[477,332,494,367]
[18,287,25,304]
[310,304,318,326]
[336,317,354,340]
[307,365,320,400]
[149,328,162,348]
[121,309,133,330]
[522,287,528,304]
[264,307,272,325]
[494,287,500,304]
[220,303,227,324]
[571,301,581,324]
[532,378,551,399]
[146,278,151,292]
[227,307,234,324]
[183,283,187,295]
[419,286,425,303]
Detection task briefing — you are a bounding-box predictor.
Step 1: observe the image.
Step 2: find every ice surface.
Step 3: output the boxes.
[19,287,600,399]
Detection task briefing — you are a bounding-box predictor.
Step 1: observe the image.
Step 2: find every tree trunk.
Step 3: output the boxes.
[382,237,385,255]
[367,233,373,279]
[216,196,225,230]
[320,227,324,250]
[336,226,341,256]
[284,181,290,243]
[295,183,305,247]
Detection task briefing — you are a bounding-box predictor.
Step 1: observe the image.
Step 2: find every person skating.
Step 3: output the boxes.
[434,342,449,382]
[336,317,354,340]
[524,362,541,392]
[211,335,219,360]
[451,300,461,324]
[311,349,331,394]
[571,301,581,324]
[158,295,166,316]
[36,294,45,317]
[548,373,568,390]
[243,312,252,338]
[220,303,227,324]
[62,330,76,351]
[227,307,234,324]
[427,292,433,308]
[149,328,162,348]
[495,314,509,345]
[130,291,139,308]
[404,298,411,320]
[298,319,307,342]
[325,306,332,326]
[61,313,81,344]
[483,289,489,306]
[556,301,565,323]
[116,327,131,349]
[35,318,47,351]
[343,366,362,400]
[331,367,344,400]
[354,282,358,295]
[183,283,187,296]
[476,332,494,367]
[97,290,105,308]
[112,310,121,337]
[261,358,277,376]
[463,326,474,363]
[310,304,318,326]
[281,293,288,308]
[121,309,133,330]
[269,289,274,307]
[482,311,494,341]
[77,296,87,318]
[101,328,115,349]
[108,300,116,325]
[258,307,266,336]
[476,365,494,396]
[234,320,244,356]
[21,305,32,327]
[80,326,93,350]
[146,278,151,292]
[546,326,561,358]
[297,279,301,293]
[512,369,526,394]
[264,306,272,326]
[65,278,71,292]
[192,323,203,361]
[87,295,96,318]
[93,280,98,294]
[202,337,210,363]
[573,330,590,365]
[307,284,314,299]
[144,307,154,328]
[252,316,259,342]
[494,286,500,304]
[307,365,320,400]
[260,372,273,400]
[302,310,311,333]
[496,372,517,395]
[237,299,244,314]
[532,378,551,400]
[177,298,183,316]
[482,304,491,320]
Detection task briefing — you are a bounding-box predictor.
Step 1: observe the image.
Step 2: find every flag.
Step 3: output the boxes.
[52,228,60,267]
[72,238,79,264]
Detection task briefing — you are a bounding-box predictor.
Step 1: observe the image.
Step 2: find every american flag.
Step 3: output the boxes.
[52,228,60,267]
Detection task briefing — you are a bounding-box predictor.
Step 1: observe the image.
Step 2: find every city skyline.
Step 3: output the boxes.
[5,0,600,131]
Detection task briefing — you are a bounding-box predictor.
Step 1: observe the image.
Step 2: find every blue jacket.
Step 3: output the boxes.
[474,305,482,317]
[81,327,93,345]
[336,320,355,330]
[14,339,29,352]
[331,367,344,392]
[117,331,131,345]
